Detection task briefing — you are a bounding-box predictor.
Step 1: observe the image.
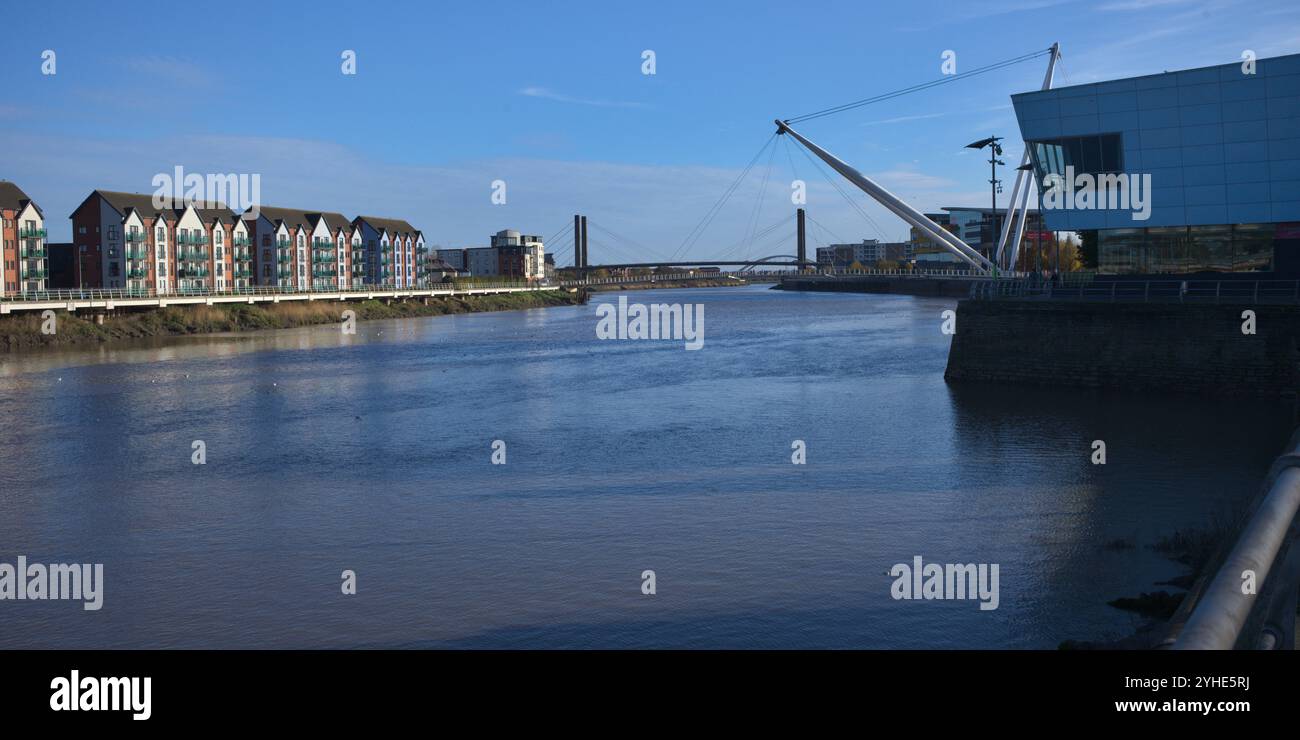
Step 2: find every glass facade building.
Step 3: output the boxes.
[1011,52,1300,276]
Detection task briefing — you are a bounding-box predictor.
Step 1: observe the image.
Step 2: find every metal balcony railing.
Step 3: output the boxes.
[20,248,46,260]
[125,231,146,243]
[18,226,46,239]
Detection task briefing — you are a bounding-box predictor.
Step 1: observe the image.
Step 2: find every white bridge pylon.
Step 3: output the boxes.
[776,118,993,273]
[776,42,1061,275]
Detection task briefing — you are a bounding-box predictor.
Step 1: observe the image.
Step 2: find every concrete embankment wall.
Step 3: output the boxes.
[777,276,975,297]
[944,300,1300,396]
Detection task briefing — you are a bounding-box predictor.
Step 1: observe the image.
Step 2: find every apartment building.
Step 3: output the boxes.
[353,216,422,287]
[490,229,545,280]
[0,181,46,297]
[70,190,181,292]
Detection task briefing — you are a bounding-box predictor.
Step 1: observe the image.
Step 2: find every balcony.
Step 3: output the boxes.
[312,267,336,278]
[20,247,46,259]
[22,269,47,279]
[178,268,209,279]
[233,236,252,247]
[178,249,208,262]
[18,226,46,239]
[234,268,252,278]
[127,269,148,279]
[312,252,337,263]
[234,249,252,262]
[125,231,146,243]
[277,253,293,264]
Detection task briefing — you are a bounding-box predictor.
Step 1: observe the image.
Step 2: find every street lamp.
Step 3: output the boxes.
[966,136,1004,263]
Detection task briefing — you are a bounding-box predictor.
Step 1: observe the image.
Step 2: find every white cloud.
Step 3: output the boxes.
[517,87,649,109]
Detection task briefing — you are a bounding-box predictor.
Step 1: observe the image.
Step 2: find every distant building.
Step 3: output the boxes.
[490,229,545,280]
[441,230,546,280]
[816,239,911,268]
[909,207,1048,269]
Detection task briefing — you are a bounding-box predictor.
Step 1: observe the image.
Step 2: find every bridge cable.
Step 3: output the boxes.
[789,138,890,241]
[784,47,1053,124]
[669,132,778,262]
[741,134,781,262]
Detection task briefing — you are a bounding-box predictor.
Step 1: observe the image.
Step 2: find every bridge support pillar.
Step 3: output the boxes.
[580,215,588,275]
[797,208,807,271]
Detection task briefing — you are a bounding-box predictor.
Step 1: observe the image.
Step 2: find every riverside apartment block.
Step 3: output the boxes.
[0,181,47,297]
[60,191,432,294]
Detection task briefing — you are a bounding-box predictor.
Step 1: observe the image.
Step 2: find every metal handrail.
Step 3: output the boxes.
[969,278,1300,304]
[1174,433,1300,649]
[0,282,548,303]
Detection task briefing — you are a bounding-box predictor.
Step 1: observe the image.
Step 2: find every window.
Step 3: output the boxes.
[263,235,271,246]
[157,227,165,241]
[215,230,223,244]
[79,226,87,235]
[1030,133,1123,179]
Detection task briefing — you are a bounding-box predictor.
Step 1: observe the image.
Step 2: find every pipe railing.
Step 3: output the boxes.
[0,282,545,303]
[1173,433,1300,649]
[969,278,1300,304]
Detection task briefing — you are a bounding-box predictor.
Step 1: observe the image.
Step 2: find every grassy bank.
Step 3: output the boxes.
[0,289,586,352]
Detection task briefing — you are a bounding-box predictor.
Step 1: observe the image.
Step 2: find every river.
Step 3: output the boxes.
[0,284,1291,648]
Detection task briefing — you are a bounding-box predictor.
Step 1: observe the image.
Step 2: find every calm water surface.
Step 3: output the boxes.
[0,285,1290,648]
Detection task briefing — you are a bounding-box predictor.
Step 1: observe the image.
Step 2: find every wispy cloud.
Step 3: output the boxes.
[868,166,958,190]
[518,87,649,109]
[117,55,216,88]
[1097,0,1193,10]
[860,112,949,126]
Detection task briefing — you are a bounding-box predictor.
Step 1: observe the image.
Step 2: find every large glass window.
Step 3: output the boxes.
[1031,133,1124,180]
[1234,223,1274,272]
[1099,228,1146,273]
[1097,223,1277,274]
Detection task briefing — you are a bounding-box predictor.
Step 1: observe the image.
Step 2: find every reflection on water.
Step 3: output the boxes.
[0,285,1290,648]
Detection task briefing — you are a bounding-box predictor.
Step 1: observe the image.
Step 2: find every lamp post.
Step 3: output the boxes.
[966,136,1004,269]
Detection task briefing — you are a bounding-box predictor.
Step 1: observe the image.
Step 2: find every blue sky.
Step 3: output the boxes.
[2,0,1297,264]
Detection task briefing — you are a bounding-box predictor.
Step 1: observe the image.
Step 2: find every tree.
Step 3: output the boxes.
[1078,230,1099,269]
